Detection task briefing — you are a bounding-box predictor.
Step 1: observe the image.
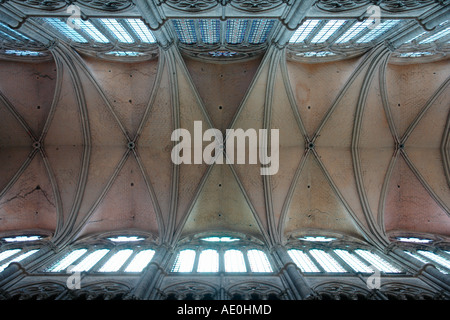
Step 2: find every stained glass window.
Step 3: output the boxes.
[3,235,42,242]
[49,249,88,272]
[417,250,450,270]
[199,19,220,44]
[108,236,145,242]
[404,251,448,274]
[311,20,346,44]
[335,21,367,44]
[397,237,432,243]
[247,249,273,272]
[248,19,275,44]
[289,20,320,43]
[0,249,39,272]
[70,249,110,272]
[172,19,197,44]
[0,22,31,42]
[398,52,433,58]
[288,249,320,272]
[295,51,336,57]
[171,249,196,272]
[0,249,21,264]
[43,18,88,43]
[100,19,133,43]
[355,249,401,273]
[201,236,239,242]
[124,249,155,272]
[98,249,133,272]
[419,26,450,44]
[309,249,347,273]
[334,249,374,273]
[197,249,219,272]
[356,20,400,43]
[126,19,156,43]
[226,19,248,44]
[224,250,246,272]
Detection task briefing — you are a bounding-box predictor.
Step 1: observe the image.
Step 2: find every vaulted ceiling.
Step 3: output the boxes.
[0,0,449,251]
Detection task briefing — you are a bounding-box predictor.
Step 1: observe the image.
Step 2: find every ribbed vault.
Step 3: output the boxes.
[0,42,449,250]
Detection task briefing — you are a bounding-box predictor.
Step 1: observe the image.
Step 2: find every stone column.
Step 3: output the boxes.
[273,245,314,299]
[389,247,450,292]
[131,246,170,299]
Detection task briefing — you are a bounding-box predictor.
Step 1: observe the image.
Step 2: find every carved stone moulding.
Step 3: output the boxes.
[68,281,133,300]
[72,42,159,62]
[161,281,218,300]
[230,0,286,12]
[380,282,447,300]
[311,282,374,300]
[226,281,283,300]
[0,39,53,61]
[76,0,133,11]
[161,0,286,12]
[286,44,369,63]
[10,0,134,12]
[379,0,441,12]
[162,0,220,12]
[4,282,66,300]
[315,0,440,12]
[179,43,267,62]
[389,43,450,64]
[10,0,69,11]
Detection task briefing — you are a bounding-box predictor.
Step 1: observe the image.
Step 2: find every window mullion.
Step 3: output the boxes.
[119,249,139,272]
[243,248,251,274]
[438,249,450,260]
[90,247,114,272]
[194,20,203,46]
[0,249,23,268]
[119,19,139,44]
[192,247,201,273]
[304,20,327,45]
[242,19,252,46]
[329,249,353,273]
[353,249,376,270]
[69,24,99,44]
[218,247,225,273]
[326,20,353,45]
[220,19,227,46]
[64,248,89,272]
[89,19,117,43]
[305,249,326,273]
[0,25,29,42]
[348,23,371,44]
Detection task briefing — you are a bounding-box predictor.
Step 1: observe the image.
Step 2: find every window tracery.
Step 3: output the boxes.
[45,234,157,274]
[0,233,46,273]
[171,234,273,274]
[287,236,404,274]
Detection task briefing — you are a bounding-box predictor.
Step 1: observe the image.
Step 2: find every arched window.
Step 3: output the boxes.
[393,235,450,275]
[37,18,156,45]
[171,235,273,274]
[197,249,219,273]
[46,234,156,273]
[224,250,246,273]
[287,236,403,274]
[404,249,450,275]
[0,234,45,272]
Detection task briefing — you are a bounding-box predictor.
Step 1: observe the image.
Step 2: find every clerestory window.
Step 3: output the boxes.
[0,234,43,272]
[46,235,156,273]
[287,239,403,274]
[404,249,450,275]
[171,235,273,274]
[172,19,275,46]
